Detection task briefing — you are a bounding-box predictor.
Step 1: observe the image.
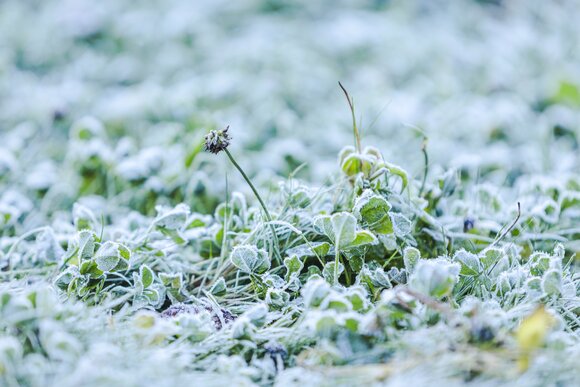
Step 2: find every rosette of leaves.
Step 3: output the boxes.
[56,230,167,309]
[230,245,303,308]
[55,230,132,301]
[313,212,377,285]
[132,264,166,308]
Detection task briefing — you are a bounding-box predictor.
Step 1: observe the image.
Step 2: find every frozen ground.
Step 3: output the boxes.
[0,1,578,386]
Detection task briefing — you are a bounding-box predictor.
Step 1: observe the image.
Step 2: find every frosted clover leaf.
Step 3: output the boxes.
[153,204,190,230]
[77,230,96,262]
[203,126,231,154]
[284,255,304,280]
[140,265,154,288]
[153,204,190,245]
[94,242,131,272]
[265,288,290,309]
[353,189,393,234]
[542,269,562,296]
[453,249,482,276]
[313,212,376,250]
[210,277,227,296]
[314,212,376,285]
[403,247,420,273]
[390,213,412,237]
[409,259,460,299]
[230,245,270,274]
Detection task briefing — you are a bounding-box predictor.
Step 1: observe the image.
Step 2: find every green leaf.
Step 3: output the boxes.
[409,259,460,299]
[94,242,121,272]
[154,204,190,230]
[140,265,154,288]
[73,203,99,231]
[265,288,289,309]
[345,287,368,311]
[143,288,160,304]
[158,228,187,245]
[210,277,227,296]
[330,212,357,249]
[284,255,303,279]
[526,277,542,295]
[314,212,357,248]
[346,230,377,249]
[560,191,580,211]
[117,244,131,261]
[78,230,96,262]
[338,145,356,166]
[403,247,420,273]
[79,260,103,278]
[340,153,373,177]
[552,80,580,107]
[54,267,79,291]
[390,213,412,237]
[312,242,331,257]
[313,215,333,240]
[382,161,408,190]
[353,190,393,234]
[542,269,562,296]
[286,242,331,259]
[346,254,364,272]
[480,247,503,269]
[231,245,270,274]
[453,249,481,276]
[159,272,182,289]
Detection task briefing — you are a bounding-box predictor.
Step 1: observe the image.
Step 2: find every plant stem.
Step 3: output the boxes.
[490,202,521,247]
[339,82,362,154]
[224,148,281,263]
[334,248,340,286]
[224,149,272,222]
[418,137,429,197]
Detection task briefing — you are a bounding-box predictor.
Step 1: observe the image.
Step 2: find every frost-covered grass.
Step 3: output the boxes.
[1,1,579,386]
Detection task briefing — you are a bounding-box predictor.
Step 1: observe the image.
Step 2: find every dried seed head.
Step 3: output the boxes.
[204,126,231,154]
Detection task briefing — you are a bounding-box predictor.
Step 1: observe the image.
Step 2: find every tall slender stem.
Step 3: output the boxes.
[334,248,340,287]
[339,81,362,154]
[224,148,281,263]
[224,149,272,222]
[418,137,429,197]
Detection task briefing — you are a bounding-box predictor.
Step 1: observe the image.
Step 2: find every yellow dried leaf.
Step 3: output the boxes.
[516,306,556,371]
